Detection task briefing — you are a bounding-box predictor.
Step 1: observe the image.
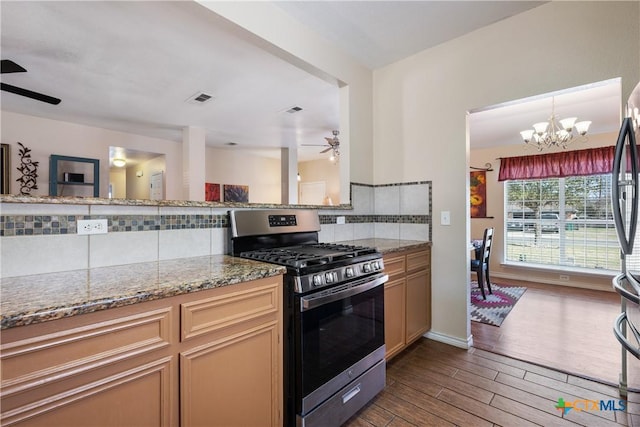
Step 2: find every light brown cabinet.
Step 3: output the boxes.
[383,247,431,360]
[0,275,283,427]
[179,278,282,427]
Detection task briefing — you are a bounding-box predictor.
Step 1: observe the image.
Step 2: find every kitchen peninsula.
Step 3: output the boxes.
[0,187,431,426]
[0,255,286,426]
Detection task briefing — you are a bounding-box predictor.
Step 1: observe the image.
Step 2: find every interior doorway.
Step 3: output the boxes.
[466,78,626,387]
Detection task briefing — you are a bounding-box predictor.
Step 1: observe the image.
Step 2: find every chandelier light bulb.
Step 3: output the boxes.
[559,117,577,130]
[520,130,534,143]
[574,121,592,135]
[533,122,549,135]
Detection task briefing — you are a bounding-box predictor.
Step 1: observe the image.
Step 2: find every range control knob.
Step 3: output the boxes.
[325,272,334,283]
[313,275,323,287]
[372,261,381,270]
[345,267,355,278]
[363,263,371,273]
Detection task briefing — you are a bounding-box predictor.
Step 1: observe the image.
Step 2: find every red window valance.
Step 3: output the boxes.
[498,146,615,181]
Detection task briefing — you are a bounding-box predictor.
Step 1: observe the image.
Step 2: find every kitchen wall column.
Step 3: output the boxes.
[182,126,206,201]
[280,147,298,205]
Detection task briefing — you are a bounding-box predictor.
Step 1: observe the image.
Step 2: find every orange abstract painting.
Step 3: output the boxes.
[205,183,220,202]
[470,171,487,218]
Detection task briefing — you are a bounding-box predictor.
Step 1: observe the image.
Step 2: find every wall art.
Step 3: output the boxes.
[16,142,39,195]
[223,184,249,203]
[205,182,221,202]
[470,170,487,218]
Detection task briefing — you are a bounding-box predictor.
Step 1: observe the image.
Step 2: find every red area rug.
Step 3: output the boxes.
[470,282,527,327]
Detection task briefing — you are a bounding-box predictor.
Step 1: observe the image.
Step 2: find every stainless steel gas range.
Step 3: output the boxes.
[229,209,387,427]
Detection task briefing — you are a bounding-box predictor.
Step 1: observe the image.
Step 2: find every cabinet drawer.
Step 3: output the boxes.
[181,280,279,341]
[407,249,430,272]
[1,307,172,396]
[383,255,406,278]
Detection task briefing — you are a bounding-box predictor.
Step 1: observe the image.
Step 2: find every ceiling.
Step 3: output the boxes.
[469,79,622,150]
[0,1,621,164]
[273,1,545,70]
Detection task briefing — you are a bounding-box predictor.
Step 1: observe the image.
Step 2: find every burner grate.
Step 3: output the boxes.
[240,243,378,269]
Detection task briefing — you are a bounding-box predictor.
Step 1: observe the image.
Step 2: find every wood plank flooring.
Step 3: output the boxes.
[345,339,639,426]
[345,280,640,426]
[471,280,640,391]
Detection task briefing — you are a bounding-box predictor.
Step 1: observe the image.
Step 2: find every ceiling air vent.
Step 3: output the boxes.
[186,91,214,105]
[285,106,303,114]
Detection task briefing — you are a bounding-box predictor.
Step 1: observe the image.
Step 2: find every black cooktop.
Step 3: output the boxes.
[240,243,379,269]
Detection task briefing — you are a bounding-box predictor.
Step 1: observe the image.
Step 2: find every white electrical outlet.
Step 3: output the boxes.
[77,219,108,235]
[336,216,346,225]
[559,274,570,281]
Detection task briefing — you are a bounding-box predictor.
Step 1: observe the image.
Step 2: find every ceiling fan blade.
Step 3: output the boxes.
[1,83,61,105]
[320,147,332,153]
[301,144,328,147]
[1,60,27,74]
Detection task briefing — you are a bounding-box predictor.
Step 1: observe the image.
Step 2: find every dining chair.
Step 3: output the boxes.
[471,227,494,299]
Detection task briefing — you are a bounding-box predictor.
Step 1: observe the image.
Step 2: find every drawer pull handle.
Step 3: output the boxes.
[342,384,361,404]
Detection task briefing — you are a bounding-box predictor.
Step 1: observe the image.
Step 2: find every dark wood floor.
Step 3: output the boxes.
[345,280,640,426]
[345,339,639,426]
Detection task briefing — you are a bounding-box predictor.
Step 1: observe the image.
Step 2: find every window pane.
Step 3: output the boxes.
[505,174,620,271]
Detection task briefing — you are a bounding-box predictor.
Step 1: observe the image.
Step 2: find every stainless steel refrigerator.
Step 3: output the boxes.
[611,80,640,398]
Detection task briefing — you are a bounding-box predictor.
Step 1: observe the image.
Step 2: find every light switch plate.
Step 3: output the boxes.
[440,211,451,226]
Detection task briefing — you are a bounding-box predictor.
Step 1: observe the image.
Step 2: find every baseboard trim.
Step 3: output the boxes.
[424,330,473,349]
[491,271,614,293]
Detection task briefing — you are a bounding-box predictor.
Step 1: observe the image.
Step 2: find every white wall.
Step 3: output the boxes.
[1,111,183,199]
[373,1,640,345]
[204,148,281,204]
[298,159,341,204]
[125,155,166,200]
[1,111,337,205]
[109,169,126,199]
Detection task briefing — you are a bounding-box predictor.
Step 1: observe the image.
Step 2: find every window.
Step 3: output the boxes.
[505,174,620,271]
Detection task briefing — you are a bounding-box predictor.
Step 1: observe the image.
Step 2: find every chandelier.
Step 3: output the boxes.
[519,97,591,150]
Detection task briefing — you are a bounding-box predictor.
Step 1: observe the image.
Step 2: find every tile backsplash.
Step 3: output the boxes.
[0,181,431,277]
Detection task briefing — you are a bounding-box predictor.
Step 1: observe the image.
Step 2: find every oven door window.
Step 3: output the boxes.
[299,284,384,397]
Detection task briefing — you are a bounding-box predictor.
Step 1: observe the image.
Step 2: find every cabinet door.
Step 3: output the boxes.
[179,278,282,427]
[405,268,431,344]
[384,277,406,360]
[180,322,280,427]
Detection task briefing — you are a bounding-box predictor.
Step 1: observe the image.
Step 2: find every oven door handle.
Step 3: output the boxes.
[300,273,388,311]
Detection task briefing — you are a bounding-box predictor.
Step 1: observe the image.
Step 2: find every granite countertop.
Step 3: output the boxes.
[0,255,286,330]
[340,238,431,254]
[0,194,350,210]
